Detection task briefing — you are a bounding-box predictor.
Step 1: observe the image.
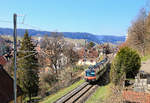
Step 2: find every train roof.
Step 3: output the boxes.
[87,58,107,70]
[85,69,95,72]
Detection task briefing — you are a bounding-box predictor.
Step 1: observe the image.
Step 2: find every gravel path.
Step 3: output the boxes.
[141,59,150,73]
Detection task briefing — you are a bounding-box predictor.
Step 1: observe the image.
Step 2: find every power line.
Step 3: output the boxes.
[21,23,45,31]
[18,50,37,53]
[16,49,50,61]
[17,52,37,61]
[0,19,54,32]
[0,20,12,23]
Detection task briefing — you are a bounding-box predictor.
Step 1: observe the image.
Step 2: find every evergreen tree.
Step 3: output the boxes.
[87,41,95,49]
[110,47,141,86]
[17,30,39,101]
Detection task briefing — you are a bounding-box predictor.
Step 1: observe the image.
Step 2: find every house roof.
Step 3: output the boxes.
[123,90,150,103]
[0,56,7,66]
[0,65,23,103]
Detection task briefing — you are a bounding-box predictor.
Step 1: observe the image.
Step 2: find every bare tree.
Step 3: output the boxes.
[39,33,80,91]
[127,8,147,56]
[66,45,79,66]
[145,12,150,53]
[40,32,67,77]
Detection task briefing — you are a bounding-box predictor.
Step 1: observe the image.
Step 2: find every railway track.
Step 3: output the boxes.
[54,82,98,103]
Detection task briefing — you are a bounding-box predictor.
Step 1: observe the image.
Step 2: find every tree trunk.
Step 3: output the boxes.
[29,92,31,103]
[141,44,145,56]
[123,73,126,88]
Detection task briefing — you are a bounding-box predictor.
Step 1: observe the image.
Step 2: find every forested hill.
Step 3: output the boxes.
[0,28,126,44]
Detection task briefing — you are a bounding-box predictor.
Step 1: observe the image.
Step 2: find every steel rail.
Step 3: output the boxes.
[54,82,88,103]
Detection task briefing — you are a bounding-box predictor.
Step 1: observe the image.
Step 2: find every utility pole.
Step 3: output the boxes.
[84,39,86,63]
[13,13,17,103]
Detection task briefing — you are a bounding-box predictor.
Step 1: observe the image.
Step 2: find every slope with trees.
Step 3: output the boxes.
[127,8,150,56]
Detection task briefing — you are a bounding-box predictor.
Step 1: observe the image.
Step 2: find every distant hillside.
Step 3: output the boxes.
[0,28,125,44]
[96,35,126,44]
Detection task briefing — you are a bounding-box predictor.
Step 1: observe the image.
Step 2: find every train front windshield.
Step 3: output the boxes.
[86,70,95,77]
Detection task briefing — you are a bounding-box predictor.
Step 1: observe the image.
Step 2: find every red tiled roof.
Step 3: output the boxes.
[0,56,7,66]
[123,90,150,103]
[78,48,98,58]
[0,65,23,103]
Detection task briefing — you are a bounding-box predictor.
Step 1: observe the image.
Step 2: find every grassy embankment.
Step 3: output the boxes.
[40,79,84,103]
[141,55,150,61]
[86,83,112,103]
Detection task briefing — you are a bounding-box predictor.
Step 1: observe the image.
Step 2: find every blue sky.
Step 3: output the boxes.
[0,0,148,36]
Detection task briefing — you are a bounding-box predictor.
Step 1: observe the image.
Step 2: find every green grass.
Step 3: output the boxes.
[86,83,112,103]
[141,55,150,61]
[23,96,41,103]
[40,79,84,103]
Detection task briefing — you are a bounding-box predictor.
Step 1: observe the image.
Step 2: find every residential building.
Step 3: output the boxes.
[0,65,23,103]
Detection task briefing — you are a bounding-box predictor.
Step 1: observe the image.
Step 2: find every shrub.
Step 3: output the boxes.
[42,73,57,86]
[110,47,141,85]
